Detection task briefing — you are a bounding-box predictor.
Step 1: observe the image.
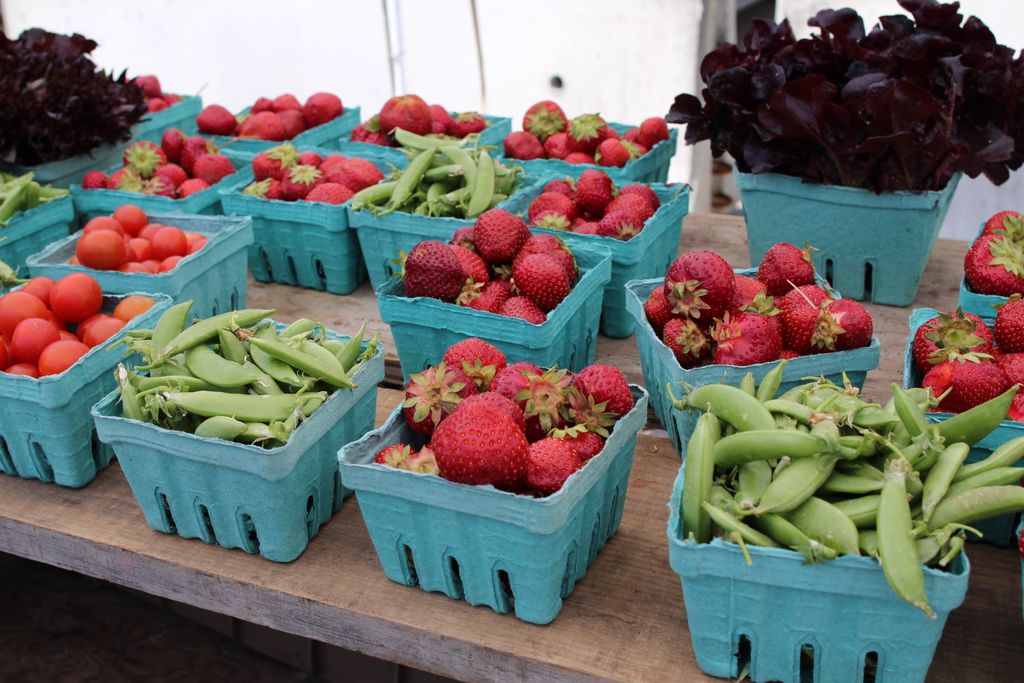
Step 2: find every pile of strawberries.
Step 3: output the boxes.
[81,131,236,198]
[133,74,183,113]
[375,338,634,495]
[402,208,579,324]
[195,92,344,141]
[70,204,207,274]
[645,243,874,367]
[503,101,669,167]
[525,170,661,239]
[239,143,385,205]
[964,210,1024,296]
[0,272,155,377]
[350,94,490,146]
[913,302,1024,419]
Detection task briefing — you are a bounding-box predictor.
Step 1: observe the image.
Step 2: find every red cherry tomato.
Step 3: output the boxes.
[187,237,209,255]
[150,226,188,259]
[113,205,148,237]
[138,224,162,241]
[0,291,49,338]
[49,273,103,324]
[76,313,105,342]
[159,255,183,272]
[127,237,152,262]
[82,216,125,237]
[46,310,66,331]
[38,339,91,376]
[20,277,55,304]
[4,363,40,378]
[77,230,128,270]
[82,316,125,347]
[118,262,153,273]
[0,342,7,369]
[58,330,79,342]
[10,318,61,364]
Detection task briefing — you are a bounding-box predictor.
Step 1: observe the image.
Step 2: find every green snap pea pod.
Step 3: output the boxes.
[154,309,275,364]
[164,391,326,422]
[333,323,366,371]
[116,365,144,421]
[859,529,879,557]
[755,361,787,403]
[217,328,248,365]
[243,361,283,395]
[750,454,838,516]
[712,430,826,467]
[852,406,900,431]
[465,149,495,218]
[952,436,1024,482]
[708,484,734,510]
[385,149,435,213]
[393,128,462,150]
[349,332,380,375]
[786,496,860,556]
[248,340,304,387]
[152,358,192,379]
[892,384,930,438]
[147,301,193,372]
[944,467,1024,498]
[703,501,781,552]
[194,415,248,440]
[837,461,884,480]
[878,459,933,616]
[686,384,775,432]
[281,318,319,338]
[921,443,970,522]
[739,372,756,397]
[734,460,773,512]
[819,472,884,495]
[939,535,966,567]
[832,494,881,529]
[133,374,211,392]
[682,412,719,542]
[763,399,814,423]
[754,514,838,562]
[351,181,397,210]
[236,421,276,444]
[488,193,508,209]
[928,485,1024,530]
[440,146,477,188]
[837,436,879,458]
[915,534,945,565]
[185,345,261,388]
[425,182,447,205]
[424,165,464,182]
[248,336,353,388]
[776,381,817,403]
[937,385,1016,445]
[905,470,923,499]
[299,338,347,374]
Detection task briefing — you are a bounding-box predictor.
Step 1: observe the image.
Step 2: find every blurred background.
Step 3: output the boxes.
[0,0,1021,234]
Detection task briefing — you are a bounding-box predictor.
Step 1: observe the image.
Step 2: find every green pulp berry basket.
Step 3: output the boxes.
[624,272,881,457]
[376,244,612,381]
[0,292,170,488]
[338,385,648,624]
[0,195,76,273]
[668,467,969,683]
[502,180,690,338]
[903,307,1024,546]
[204,106,362,156]
[26,213,253,319]
[91,325,385,563]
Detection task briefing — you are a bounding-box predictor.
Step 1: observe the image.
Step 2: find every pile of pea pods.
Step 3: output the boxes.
[670,361,1024,616]
[350,129,523,219]
[114,300,378,448]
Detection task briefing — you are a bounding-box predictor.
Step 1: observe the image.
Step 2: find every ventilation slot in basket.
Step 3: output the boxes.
[863,261,874,301]
[196,503,217,544]
[286,254,299,284]
[0,434,14,475]
[305,493,319,539]
[735,634,752,680]
[90,430,106,471]
[495,569,515,612]
[446,556,464,599]
[799,643,816,682]
[332,470,344,511]
[823,258,835,287]
[607,487,621,540]
[560,550,577,598]
[314,259,327,289]
[863,651,878,683]
[402,544,419,586]
[588,516,602,566]
[238,512,259,554]
[258,248,273,279]
[229,289,240,310]
[30,442,54,483]
[156,490,177,533]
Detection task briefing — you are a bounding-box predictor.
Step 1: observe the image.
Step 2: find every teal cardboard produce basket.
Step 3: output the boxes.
[737,171,960,307]
[377,244,611,380]
[337,113,513,167]
[338,385,648,624]
[0,292,169,488]
[503,181,690,338]
[957,225,1008,323]
[204,106,361,157]
[903,307,1024,545]
[0,195,76,273]
[667,468,969,683]
[26,213,252,318]
[2,143,125,189]
[496,123,678,184]
[92,326,384,563]
[624,273,881,456]
[130,96,202,143]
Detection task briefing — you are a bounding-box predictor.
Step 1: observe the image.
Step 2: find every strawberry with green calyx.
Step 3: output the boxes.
[711,311,782,365]
[142,176,175,197]
[732,275,768,310]
[995,295,1024,353]
[81,170,108,190]
[644,287,674,336]
[551,424,605,461]
[123,141,167,178]
[821,299,872,351]
[512,253,571,312]
[964,233,1024,296]
[492,361,543,402]
[573,365,633,418]
[528,192,576,227]
[567,114,608,154]
[451,392,526,432]
[514,366,572,441]
[664,250,736,325]
[564,386,616,436]
[450,226,476,251]
[663,317,712,367]
[923,356,1010,414]
[777,285,830,354]
[109,168,144,192]
[504,131,544,160]
[402,361,477,436]
[352,116,395,146]
[450,112,488,138]
[597,211,643,240]
[500,296,547,323]
[375,443,415,468]
[431,402,529,489]
[621,140,647,160]
[280,164,323,201]
[402,240,466,302]
[982,210,1024,239]
[405,446,440,475]
[473,209,531,265]
[155,163,187,189]
[448,245,489,285]
[526,438,581,495]
[756,242,816,296]
[543,133,571,159]
[442,337,507,390]
[462,279,511,312]
[912,309,994,372]
[523,100,567,141]
[243,178,283,200]
[595,138,630,167]
[515,234,577,283]
[574,169,614,218]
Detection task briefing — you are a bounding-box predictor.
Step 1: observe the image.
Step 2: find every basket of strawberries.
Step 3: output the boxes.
[127,74,203,145]
[338,339,649,624]
[625,242,880,454]
[958,210,1024,322]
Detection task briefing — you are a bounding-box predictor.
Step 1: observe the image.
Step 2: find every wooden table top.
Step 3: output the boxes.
[1,214,1019,683]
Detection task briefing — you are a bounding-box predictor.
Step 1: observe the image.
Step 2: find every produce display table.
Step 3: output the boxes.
[0,214,1019,683]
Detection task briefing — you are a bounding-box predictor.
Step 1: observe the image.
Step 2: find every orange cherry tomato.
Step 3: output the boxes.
[112,205,148,237]
[113,295,156,322]
[10,318,61,364]
[82,216,125,237]
[38,339,91,376]
[82,316,125,347]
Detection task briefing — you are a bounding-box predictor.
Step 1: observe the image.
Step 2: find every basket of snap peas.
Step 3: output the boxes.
[346,129,527,288]
[667,364,1024,683]
[0,172,75,272]
[92,301,385,562]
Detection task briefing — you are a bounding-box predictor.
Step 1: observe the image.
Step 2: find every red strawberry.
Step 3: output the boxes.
[780,349,800,360]
[526,438,581,495]
[449,245,489,284]
[243,178,282,200]
[252,144,299,181]
[523,101,567,140]
[573,222,601,235]
[443,338,507,390]
[573,365,633,418]
[473,209,530,265]
[154,163,187,189]
[543,132,571,159]
[574,169,614,218]
[913,309,995,372]
[732,275,768,310]
[452,392,526,433]
[965,234,1024,296]
[511,367,572,441]
[514,234,577,282]
[644,287,674,335]
[512,253,571,312]
[123,141,167,178]
[302,92,342,128]
[528,192,577,228]
[567,114,607,154]
[637,117,670,148]
[81,170,108,190]
[619,184,660,212]
[108,168,143,192]
[403,240,465,302]
[503,131,544,160]
[428,105,455,134]
[564,152,595,164]
[326,158,384,193]
[299,151,323,167]
[553,425,605,461]
[450,112,487,137]
[757,243,816,296]
[996,296,1024,353]
[374,443,415,468]
[431,402,529,489]
[277,109,306,139]
[982,210,1024,238]
[134,74,162,99]
[160,128,187,163]
[450,226,476,251]
[239,111,287,141]
[318,154,347,175]
[142,176,175,197]
[147,98,169,112]
[711,312,782,365]
[270,93,301,112]
[177,178,210,197]
[196,104,237,135]
[463,279,511,313]
[280,164,323,201]
[597,211,643,240]
[305,183,353,204]
[544,178,574,197]
[192,154,235,186]
[500,296,547,324]
[925,359,1010,413]
[596,138,630,167]
[606,193,655,223]
[251,97,274,114]
[777,285,831,354]
[351,117,394,146]
[662,317,711,367]
[664,251,736,325]
[180,136,216,176]
[998,353,1024,387]
[823,299,873,351]
[403,361,476,435]
[623,128,640,143]
[379,94,432,136]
